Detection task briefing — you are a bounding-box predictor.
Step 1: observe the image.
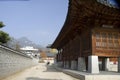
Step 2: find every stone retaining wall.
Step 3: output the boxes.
[0,45,38,80]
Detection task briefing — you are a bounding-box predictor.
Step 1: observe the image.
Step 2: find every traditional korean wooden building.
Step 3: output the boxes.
[51,0,120,73]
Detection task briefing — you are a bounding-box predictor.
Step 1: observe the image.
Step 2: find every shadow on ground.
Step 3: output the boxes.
[43,64,61,72]
[26,77,62,80]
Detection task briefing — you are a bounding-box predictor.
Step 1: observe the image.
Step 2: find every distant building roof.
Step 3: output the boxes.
[20,46,38,51]
[46,53,55,57]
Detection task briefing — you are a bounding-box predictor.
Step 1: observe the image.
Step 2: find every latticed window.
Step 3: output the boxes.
[113,33,119,49]
[96,32,101,48]
[109,33,113,48]
[95,32,120,49]
[101,33,107,48]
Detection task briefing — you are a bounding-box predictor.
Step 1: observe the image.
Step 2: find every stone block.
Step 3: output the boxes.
[0,45,38,79]
[118,57,120,72]
[78,57,86,71]
[71,60,77,70]
[88,55,99,73]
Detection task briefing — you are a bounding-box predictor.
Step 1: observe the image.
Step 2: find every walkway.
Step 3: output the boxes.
[2,63,79,80]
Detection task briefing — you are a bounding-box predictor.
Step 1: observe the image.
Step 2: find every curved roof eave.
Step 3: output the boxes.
[51,0,120,49]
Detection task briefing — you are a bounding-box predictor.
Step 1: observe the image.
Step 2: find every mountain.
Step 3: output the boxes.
[6,37,44,50]
[17,37,44,48]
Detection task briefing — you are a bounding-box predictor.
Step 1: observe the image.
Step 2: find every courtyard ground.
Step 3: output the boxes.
[2,63,79,80]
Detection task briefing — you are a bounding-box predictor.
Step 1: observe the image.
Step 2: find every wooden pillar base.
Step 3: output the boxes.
[78,57,86,71]
[118,57,120,73]
[71,60,77,70]
[88,56,99,73]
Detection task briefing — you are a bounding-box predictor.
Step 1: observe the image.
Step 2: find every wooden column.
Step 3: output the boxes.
[118,57,120,72]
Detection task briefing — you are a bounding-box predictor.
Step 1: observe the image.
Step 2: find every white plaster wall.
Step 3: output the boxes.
[109,62,118,71]
[99,61,118,71]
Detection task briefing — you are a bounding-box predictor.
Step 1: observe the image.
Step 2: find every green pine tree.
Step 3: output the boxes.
[0,22,10,44]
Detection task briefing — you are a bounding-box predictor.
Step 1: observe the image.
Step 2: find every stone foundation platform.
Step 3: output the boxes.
[54,65,120,80]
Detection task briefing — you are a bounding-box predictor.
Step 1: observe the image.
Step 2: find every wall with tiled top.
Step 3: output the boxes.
[0,45,38,80]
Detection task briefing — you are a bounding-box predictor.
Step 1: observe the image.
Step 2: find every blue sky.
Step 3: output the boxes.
[0,0,68,47]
